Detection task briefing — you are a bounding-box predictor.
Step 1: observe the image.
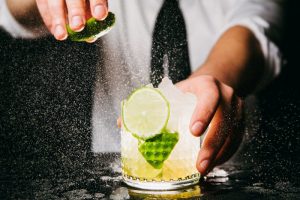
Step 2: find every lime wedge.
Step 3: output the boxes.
[66,12,115,42]
[138,132,179,169]
[122,87,170,139]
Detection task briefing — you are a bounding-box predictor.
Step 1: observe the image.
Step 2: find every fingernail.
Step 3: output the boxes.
[191,121,204,135]
[71,16,84,30]
[54,25,67,40]
[200,160,210,171]
[94,5,107,20]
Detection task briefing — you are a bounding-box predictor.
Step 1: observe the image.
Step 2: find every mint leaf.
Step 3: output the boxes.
[138,132,178,169]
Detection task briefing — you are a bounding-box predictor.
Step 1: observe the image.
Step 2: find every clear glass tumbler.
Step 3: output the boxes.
[121,125,200,190]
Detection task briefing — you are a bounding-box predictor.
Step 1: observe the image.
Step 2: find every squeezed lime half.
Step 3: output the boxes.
[67,12,115,42]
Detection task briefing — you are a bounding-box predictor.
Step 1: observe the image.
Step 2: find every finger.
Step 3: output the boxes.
[214,98,244,165]
[85,38,97,43]
[48,0,67,40]
[178,76,220,137]
[117,117,122,128]
[66,0,86,32]
[213,125,244,166]
[85,1,92,19]
[196,105,228,175]
[90,0,108,20]
[36,0,52,31]
[196,86,238,175]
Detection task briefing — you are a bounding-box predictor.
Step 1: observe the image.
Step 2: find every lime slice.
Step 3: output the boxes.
[122,87,170,139]
[66,12,115,42]
[138,132,178,169]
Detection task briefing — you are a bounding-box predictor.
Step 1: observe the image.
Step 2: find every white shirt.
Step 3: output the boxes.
[0,0,283,152]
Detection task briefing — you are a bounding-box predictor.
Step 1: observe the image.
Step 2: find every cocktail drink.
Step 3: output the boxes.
[121,78,200,190]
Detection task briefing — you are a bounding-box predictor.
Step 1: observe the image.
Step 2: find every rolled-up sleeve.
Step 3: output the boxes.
[220,0,284,91]
[0,0,37,38]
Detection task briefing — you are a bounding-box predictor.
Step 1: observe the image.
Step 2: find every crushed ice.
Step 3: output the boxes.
[157,77,197,135]
[109,187,130,200]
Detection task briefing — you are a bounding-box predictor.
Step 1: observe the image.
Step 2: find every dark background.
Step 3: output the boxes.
[0,32,98,179]
[0,0,299,194]
[252,0,300,183]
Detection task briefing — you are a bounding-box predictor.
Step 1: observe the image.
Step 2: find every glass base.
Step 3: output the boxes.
[122,173,200,190]
[128,185,202,199]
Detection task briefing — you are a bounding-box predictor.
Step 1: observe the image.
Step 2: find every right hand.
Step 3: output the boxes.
[36,0,108,40]
[177,75,244,175]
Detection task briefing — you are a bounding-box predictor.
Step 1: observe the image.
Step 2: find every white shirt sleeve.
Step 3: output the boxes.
[219,0,284,91]
[0,0,39,38]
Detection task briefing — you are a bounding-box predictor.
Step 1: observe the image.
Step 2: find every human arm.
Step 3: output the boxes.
[178,0,284,175]
[193,26,264,97]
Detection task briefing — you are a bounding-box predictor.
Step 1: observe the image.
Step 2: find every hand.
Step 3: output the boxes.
[36,0,108,40]
[177,75,244,175]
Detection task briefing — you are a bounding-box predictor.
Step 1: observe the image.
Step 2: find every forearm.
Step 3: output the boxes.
[192,26,265,97]
[6,0,44,30]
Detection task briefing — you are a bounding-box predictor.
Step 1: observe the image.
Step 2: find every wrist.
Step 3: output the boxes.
[191,26,265,97]
[191,65,244,98]
[191,62,234,87]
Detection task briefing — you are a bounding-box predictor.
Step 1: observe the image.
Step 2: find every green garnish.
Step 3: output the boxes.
[138,132,178,169]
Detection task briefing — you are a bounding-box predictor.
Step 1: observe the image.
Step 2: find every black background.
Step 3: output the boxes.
[0,31,98,179]
[0,0,299,188]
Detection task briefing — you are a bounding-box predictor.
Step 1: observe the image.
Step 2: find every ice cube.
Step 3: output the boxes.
[121,129,139,158]
[157,77,199,159]
[158,77,197,134]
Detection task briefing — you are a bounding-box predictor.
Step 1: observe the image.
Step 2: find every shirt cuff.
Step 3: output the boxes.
[0,0,37,39]
[216,17,282,92]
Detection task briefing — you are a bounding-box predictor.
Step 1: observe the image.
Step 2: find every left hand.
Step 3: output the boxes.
[35,0,109,40]
[177,75,244,175]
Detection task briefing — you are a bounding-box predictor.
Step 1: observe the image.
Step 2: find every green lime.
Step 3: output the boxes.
[66,12,115,42]
[122,87,170,139]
